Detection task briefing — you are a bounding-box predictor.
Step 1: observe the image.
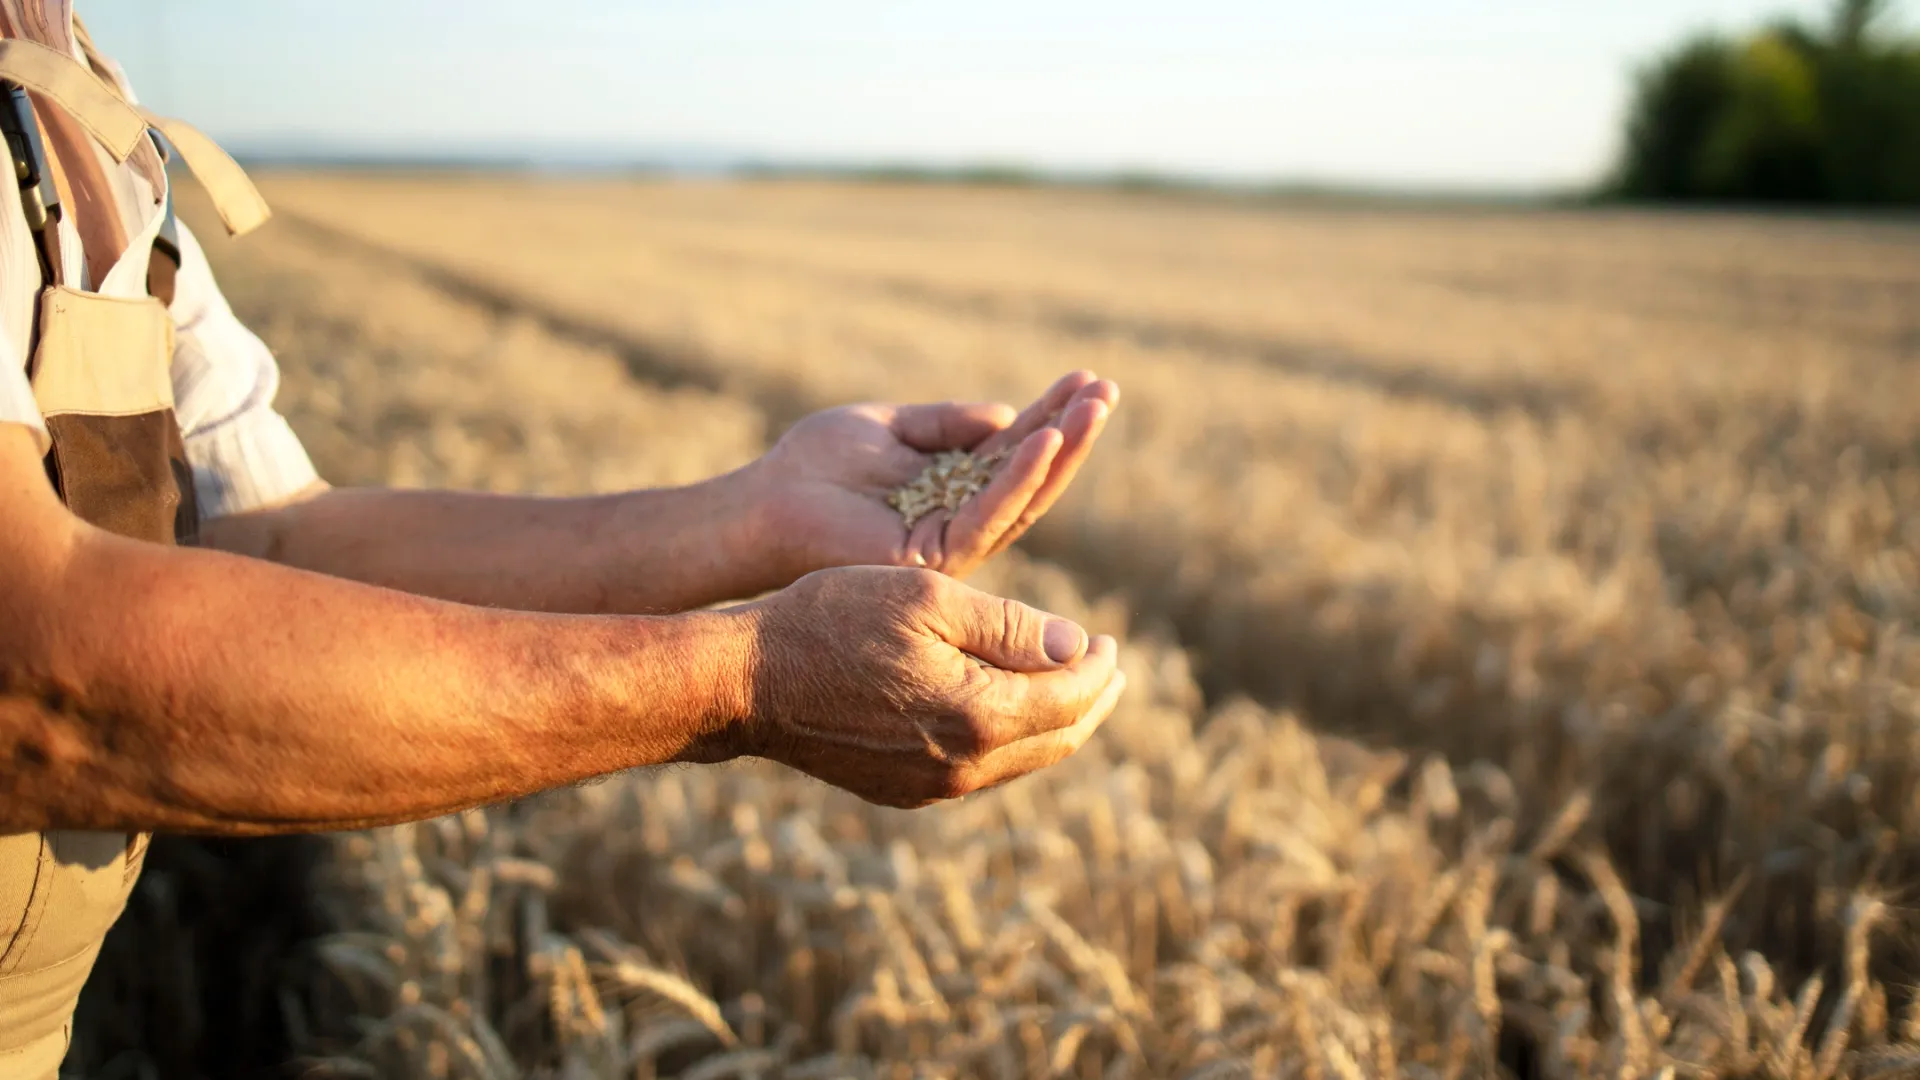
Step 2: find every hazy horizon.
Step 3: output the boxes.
[80,0,1875,194]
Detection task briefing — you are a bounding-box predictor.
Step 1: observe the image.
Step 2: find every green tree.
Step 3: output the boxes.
[1611,0,1920,205]
[1615,38,1738,199]
[1697,30,1826,200]
[1819,10,1920,202]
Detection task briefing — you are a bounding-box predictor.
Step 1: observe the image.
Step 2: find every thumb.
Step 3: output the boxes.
[931,584,1088,672]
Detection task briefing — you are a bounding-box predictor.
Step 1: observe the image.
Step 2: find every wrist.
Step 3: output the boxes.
[650,605,763,764]
[592,464,792,611]
[718,457,815,592]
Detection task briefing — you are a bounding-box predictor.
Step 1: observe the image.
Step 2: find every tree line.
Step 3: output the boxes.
[1613,0,1920,205]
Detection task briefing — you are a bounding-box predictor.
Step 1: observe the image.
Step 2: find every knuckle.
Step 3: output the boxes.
[997,598,1037,655]
[897,566,947,609]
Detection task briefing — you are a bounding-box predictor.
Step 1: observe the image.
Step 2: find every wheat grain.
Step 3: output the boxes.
[886,447,1011,529]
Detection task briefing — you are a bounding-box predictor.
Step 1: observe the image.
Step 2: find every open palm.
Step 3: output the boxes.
[756,370,1118,580]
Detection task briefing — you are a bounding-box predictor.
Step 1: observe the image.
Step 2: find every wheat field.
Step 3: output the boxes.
[74,177,1920,1079]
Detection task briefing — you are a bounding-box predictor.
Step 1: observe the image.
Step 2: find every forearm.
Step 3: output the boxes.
[1,517,752,835]
[198,464,792,614]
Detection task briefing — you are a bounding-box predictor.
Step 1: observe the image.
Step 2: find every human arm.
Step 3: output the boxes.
[0,424,1123,834]
[169,212,1115,609]
[196,473,788,615]
[165,213,780,612]
[196,370,1118,612]
[0,423,749,834]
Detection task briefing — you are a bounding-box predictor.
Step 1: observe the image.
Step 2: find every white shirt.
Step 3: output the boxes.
[0,0,317,520]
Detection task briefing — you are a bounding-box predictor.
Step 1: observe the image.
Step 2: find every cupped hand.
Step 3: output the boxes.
[753,370,1118,581]
[722,565,1125,808]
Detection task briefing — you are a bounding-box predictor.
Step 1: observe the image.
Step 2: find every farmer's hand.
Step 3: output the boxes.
[714,565,1125,808]
[751,370,1117,581]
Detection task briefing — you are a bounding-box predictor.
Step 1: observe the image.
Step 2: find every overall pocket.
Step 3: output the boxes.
[29,286,183,545]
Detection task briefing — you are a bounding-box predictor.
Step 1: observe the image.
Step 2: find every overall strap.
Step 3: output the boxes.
[0,77,61,289]
[71,14,271,239]
[0,37,141,158]
[138,111,271,238]
[0,33,143,294]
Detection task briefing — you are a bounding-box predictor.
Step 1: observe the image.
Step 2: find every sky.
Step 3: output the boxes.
[77,0,1863,193]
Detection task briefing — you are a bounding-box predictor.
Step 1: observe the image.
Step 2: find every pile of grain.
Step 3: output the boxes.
[886,447,1010,529]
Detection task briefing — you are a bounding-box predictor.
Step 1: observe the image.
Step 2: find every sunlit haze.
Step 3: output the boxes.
[80,0,1860,191]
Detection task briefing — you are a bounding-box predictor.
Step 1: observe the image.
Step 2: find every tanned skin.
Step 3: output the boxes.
[201,372,1118,612]
[1,373,1126,834]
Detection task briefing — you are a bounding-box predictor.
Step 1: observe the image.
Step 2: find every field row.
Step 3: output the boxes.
[246,178,1920,897]
[133,179,1920,1078]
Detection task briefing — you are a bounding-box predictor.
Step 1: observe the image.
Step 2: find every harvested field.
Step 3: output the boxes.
[76,177,1920,1078]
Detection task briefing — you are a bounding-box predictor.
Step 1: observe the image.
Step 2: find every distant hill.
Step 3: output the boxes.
[230,141,1563,209]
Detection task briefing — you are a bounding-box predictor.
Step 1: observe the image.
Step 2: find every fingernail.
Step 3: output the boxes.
[1043,619,1085,664]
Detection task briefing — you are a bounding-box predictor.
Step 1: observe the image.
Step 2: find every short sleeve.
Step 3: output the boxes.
[0,333,50,454]
[167,218,321,518]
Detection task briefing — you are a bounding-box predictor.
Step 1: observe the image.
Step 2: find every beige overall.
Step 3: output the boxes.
[0,19,268,1077]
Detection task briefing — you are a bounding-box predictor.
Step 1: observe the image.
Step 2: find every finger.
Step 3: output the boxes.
[985,392,1111,559]
[903,506,950,567]
[890,401,1018,452]
[1052,377,1118,423]
[973,370,1098,457]
[965,668,1127,792]
[928,580,1093,674]
[944,426,1062,568]
[973,634,1119,744]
